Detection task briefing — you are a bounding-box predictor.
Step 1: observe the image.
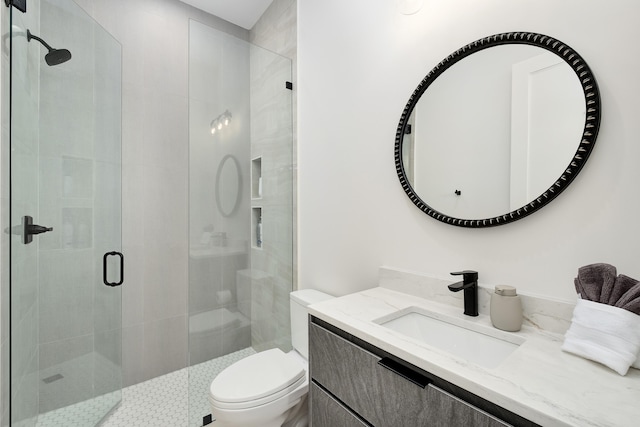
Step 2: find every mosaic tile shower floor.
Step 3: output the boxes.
[35,348,256,427]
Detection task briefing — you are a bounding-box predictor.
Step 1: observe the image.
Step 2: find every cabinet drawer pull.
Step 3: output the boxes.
[377,357,431,389]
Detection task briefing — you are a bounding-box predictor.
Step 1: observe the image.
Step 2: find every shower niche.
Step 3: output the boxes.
[252,156,263,199]
[251,207,263,249]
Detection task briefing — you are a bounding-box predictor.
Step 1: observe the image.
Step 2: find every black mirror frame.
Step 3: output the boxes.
[394,32,601,228]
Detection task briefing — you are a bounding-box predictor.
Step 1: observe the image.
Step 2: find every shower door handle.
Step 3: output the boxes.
[103,251,124,287]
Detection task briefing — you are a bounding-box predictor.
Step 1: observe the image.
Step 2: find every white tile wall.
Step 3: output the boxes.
[247,0,297,352]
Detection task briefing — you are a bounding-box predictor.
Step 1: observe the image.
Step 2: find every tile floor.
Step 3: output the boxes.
[35,348,256,427]
[38,352,121,417]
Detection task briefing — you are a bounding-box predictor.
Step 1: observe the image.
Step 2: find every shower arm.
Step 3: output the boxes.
[26,30,54,52]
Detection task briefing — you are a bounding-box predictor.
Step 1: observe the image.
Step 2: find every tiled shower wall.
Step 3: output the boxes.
[68,0,248,387]
[251,0,298,289]
[248,0,297,352]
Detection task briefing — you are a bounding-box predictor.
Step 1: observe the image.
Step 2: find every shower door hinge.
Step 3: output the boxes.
[5,215,53,244]
[5,0,26,13]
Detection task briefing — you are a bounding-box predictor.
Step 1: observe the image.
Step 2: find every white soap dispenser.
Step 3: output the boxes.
[490,285,523,332]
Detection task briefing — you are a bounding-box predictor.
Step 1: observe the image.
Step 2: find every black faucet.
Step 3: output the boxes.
[448,271,478,317]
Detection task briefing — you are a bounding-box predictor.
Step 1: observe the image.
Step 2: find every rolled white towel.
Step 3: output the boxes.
[562,298,640,375]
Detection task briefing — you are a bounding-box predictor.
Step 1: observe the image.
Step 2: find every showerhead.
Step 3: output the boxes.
[26,29,72,66]
[44,48,72,66]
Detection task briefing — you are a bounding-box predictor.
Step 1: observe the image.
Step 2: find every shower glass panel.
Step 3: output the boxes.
[8,0,122,425]
[188,21,293,426]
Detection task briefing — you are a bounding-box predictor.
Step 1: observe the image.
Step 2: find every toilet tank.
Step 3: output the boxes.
[290,289,333,359]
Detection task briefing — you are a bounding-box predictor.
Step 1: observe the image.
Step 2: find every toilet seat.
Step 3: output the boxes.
[210,348,306,410]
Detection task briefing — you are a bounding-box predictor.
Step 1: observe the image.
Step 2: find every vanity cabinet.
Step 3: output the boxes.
[309,317,538,427]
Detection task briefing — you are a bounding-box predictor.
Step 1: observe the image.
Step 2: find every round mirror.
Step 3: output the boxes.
[395,32,601,227]
[215,155,242,217]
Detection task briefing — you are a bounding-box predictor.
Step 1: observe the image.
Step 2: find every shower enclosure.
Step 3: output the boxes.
[5,3,292,425]
[6,0,122,425]
[187,21,294,425]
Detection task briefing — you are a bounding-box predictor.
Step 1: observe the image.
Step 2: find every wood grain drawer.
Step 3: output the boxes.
[427,384,512,427]
[310,382,369,427]
[309,321,431,426]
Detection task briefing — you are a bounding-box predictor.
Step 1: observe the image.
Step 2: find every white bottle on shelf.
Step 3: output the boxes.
[256,215,263,248]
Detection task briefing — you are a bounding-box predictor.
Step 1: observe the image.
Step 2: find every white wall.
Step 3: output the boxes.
[298,0,640,301]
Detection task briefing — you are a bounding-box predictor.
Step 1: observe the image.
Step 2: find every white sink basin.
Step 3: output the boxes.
[374,307,524,369]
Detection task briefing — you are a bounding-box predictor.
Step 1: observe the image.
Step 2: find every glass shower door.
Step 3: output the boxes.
[187,20,294,426]
[8,0,122,425]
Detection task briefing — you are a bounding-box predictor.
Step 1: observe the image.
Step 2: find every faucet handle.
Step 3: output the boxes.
[450,270,478,282]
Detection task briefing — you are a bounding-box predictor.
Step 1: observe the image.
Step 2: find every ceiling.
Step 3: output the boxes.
[177,0,275,30]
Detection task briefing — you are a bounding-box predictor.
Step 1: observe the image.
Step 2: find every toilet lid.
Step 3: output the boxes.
[210,348,305,406]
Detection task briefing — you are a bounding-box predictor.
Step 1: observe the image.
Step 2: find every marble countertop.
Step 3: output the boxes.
[307,286,640,427]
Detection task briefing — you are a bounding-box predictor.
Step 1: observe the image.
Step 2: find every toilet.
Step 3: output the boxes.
[209,289,334,427]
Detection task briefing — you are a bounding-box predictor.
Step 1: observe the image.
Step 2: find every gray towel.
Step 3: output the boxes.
[574,277,596,301]
[598,265,618,304]
[615,284,640,311]
[574,263,617,302]
[619,296,640,315]
[608,274,639,306]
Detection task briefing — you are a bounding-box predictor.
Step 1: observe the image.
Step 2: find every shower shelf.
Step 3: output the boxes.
[252,207,263,250]
[251,157,262,199]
